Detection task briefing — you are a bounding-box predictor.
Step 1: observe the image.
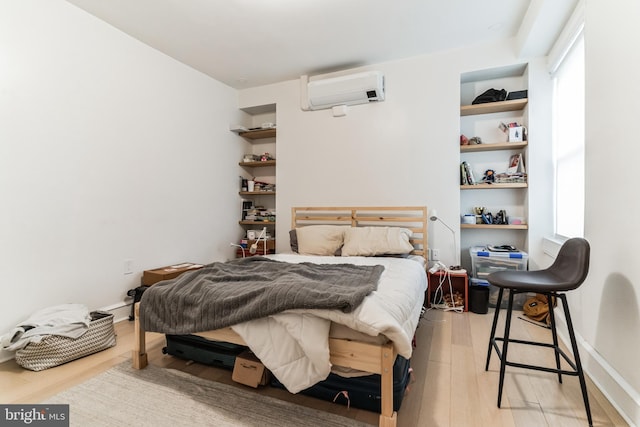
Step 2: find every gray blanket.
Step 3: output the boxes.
[139,257,383,334]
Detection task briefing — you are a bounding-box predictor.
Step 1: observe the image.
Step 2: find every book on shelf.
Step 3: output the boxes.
[460,162,468,185]
[507,153,526,174]
[460,161,476,185]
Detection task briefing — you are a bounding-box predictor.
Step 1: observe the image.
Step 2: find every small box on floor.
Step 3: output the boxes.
[232,350,270,387]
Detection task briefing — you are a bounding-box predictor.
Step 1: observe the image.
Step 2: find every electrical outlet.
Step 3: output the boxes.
[124,259,134,275]
[432,249,440,260]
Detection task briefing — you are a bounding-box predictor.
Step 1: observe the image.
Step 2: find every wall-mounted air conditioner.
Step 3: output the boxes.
[303,71,385,111]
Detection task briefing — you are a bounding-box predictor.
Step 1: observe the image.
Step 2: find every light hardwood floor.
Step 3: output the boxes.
[0,309,628,426]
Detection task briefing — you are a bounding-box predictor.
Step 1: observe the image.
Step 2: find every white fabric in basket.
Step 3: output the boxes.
[1,304,91,351]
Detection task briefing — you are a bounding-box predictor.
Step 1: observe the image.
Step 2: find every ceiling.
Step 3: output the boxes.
[65,0,577,89]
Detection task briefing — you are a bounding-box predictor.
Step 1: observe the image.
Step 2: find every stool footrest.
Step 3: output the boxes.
[490,337,579,374]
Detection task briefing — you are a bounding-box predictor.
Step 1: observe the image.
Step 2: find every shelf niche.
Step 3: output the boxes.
[459,63,530,271]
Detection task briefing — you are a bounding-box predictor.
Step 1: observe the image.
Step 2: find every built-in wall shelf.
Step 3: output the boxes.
[239,220,276,226]
[460,141,527,153]
[239,160,276,167]
[460,183,528,190]
[460,99,528,116]
[239,128,276,139]
[461,224,528,230]
[239,191,276,196]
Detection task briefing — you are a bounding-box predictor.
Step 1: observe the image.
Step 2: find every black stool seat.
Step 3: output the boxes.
[487,270,575,292]
[489,237,589,292]
[485,238,593,426]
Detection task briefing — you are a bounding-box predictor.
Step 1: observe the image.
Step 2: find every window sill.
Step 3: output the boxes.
[542,236,567,258]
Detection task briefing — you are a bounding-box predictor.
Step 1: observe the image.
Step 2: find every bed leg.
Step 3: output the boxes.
[378,343,397,427]
[132,302,148,369]
[379,412,397,427]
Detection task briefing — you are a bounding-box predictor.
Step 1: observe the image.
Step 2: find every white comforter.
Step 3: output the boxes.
[231,254,426,393]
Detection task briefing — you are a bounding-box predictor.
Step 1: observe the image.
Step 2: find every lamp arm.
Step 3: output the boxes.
[250,227,267,255]
[435,217,460,268]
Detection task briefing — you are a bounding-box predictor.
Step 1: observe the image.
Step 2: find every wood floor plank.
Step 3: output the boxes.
[397,319,431,427]
[420,359,452,426]
[424,309,452,364]
[0,311,628,427]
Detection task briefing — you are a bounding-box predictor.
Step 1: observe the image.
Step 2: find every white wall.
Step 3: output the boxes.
[239,29,640,423]
[239,40,551,268]
[580,1,640,424]
[0,0,243,360]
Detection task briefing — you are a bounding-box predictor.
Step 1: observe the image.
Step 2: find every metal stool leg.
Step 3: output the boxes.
[546,292,563,383]
[559,294,593,426]
[497,290,515,408]
[486,287,504,370]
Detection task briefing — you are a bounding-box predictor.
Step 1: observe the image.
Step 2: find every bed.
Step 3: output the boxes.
[132,206,428,427]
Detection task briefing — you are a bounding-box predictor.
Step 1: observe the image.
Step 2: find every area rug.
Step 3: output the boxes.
[43,362,371,427]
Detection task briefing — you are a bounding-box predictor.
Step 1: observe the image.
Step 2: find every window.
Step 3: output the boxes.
[552,28,585,238]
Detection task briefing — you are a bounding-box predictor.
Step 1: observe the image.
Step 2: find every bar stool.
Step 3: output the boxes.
[485,238,592,426]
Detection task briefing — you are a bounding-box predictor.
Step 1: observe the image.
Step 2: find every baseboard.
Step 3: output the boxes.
[99,301,133,324]
[554,314,638,427]
[0,349,13,364]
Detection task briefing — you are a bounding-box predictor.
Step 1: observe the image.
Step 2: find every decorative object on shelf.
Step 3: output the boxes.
[260,153,274,161]
[473,206,485,215]
[481,212,493,224]
[460,134,469,145]
[429,209,460,269]
[473,206,485,224]
[508,126,525,142]
[494,210,507,225]
[508,217,525,225]
[499,121,527,142]
[468,136,482,145]
[461,214,476,224]
[478,210,509,225]
[482,169,496,183]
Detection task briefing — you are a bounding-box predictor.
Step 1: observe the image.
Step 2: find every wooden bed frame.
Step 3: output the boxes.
[133,206,428,427]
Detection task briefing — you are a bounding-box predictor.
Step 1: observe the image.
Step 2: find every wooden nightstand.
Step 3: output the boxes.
[141,262,204,285]
[426,270,469,312]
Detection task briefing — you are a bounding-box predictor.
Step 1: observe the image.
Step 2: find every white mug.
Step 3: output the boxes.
[462,214,476,224]
[247,181,255,192]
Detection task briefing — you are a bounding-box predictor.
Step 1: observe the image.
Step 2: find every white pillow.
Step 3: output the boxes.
[296,225,349,256]
[341,227,414,256]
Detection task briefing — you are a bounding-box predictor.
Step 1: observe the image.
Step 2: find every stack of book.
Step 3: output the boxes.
[244,208,276,222]
[495,153,527,183]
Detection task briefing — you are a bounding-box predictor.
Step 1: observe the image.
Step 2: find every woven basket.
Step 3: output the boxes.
[15,311,116,371]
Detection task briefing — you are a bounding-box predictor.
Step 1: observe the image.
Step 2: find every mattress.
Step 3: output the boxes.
[254,254,427,381]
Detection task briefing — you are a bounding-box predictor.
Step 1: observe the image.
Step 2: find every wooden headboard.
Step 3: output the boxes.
[291,206,428,263]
